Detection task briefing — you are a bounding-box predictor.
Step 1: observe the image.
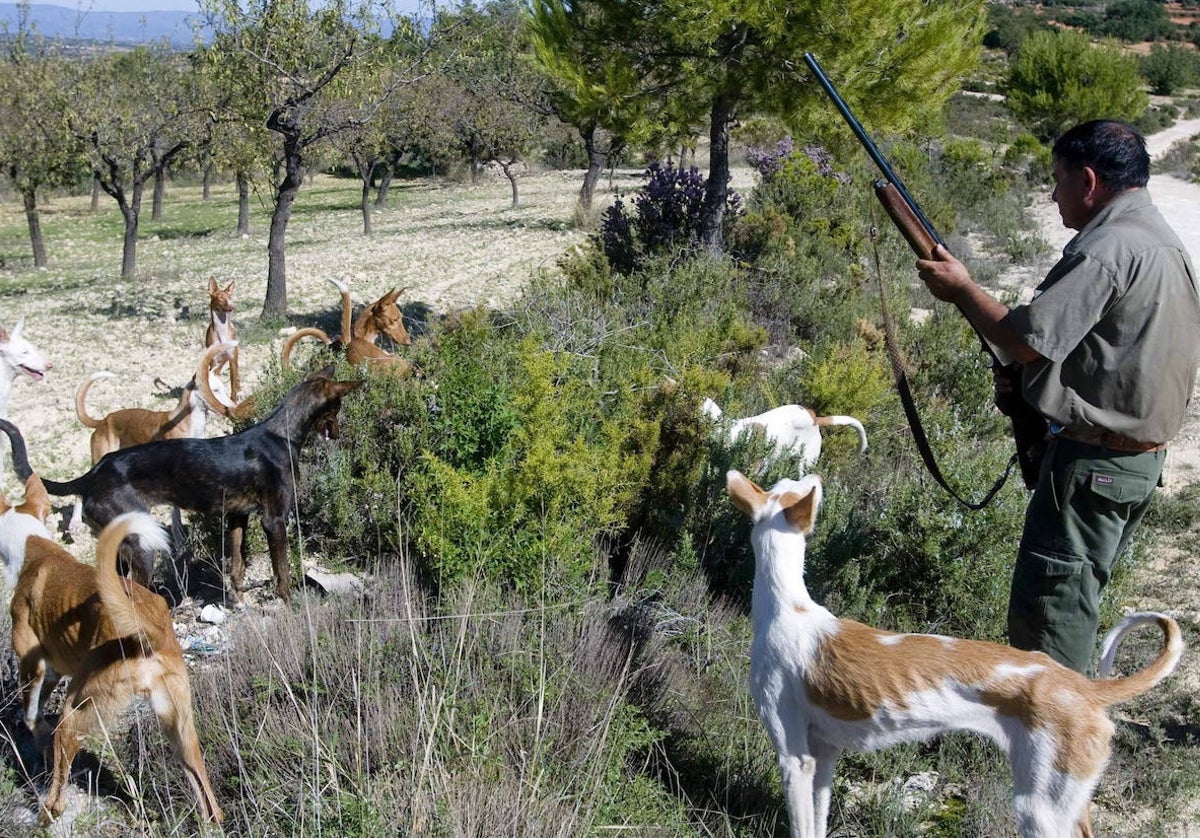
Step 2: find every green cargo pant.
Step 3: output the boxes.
[1007,436,1166,675]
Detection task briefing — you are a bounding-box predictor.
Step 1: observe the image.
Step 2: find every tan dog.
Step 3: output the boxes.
[281,278,412,374]
[0,472,52,588]
[9,511,223,826]
[728,469,1182,837]
[203,277,239,400]
[69,364,232,533]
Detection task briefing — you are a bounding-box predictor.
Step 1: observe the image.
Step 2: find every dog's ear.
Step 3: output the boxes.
[0,487,9,515]
[325,379,364,399]
[727,470,766,519]
[780,476,822,535]
[208,276,218,295]
[16,473,50,524]
[307,364,337,382]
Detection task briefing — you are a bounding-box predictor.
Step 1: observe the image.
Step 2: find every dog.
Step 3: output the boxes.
[281,278,412,375]
[0,472,51,589]
[197,340,257,421]
[0,318,51,418]
[9,511,223,826]
[703,398,867,472]
[0,366,362,603]
[726,469,1182,838]
[203,277,240,400]
[68,358,234,534]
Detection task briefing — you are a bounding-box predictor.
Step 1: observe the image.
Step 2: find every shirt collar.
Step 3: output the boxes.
[1064,187,1150,253]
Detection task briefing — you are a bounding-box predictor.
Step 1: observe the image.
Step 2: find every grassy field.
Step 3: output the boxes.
[0,161,1195,837]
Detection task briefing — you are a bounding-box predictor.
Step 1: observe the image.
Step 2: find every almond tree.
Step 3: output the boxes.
[0,29,86,268]
[70,46,205,278]
[200,0,426,317]
[457,1,562,206]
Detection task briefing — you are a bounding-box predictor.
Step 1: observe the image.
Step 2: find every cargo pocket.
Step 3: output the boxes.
[1008,550,1085,651]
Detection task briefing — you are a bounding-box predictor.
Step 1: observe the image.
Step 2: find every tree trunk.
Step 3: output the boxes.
[263,135,303,318]
[91,175,101,212]
[699,91,736,251]
[375,164,393,207]
[202,162,213,200]
[119,182,142,279]
[355,154,374,235]
[578,125,624,214]
[236,170,250,236]
[152,169,165,221]
[22,186,47,269]
[500,159,519,208]
[361,178,373,235]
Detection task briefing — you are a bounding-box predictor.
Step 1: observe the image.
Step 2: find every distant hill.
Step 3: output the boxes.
[0,3,210,47]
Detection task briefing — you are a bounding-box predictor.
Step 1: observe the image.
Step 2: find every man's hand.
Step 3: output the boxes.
[916,244,973,303]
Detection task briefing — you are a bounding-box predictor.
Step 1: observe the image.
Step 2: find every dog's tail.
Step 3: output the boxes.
[281,327,334,368]
[328,277,353,342]
[0,418,34,482]
[815,414,869,454]
[197,341,240,416]
[74,371,118,430]
[0,418,85,497]
[1091,612,1183,706]
[95,511,171,643]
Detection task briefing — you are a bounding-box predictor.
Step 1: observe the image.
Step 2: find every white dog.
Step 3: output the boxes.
[727,469,1182,838]
[0,318,51,418]
[702,397,867,471]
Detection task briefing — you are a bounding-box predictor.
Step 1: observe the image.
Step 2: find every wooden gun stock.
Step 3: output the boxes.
[874,180,937,261]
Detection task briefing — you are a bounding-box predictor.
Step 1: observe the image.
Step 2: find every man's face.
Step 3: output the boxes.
[1050,157,1092,231]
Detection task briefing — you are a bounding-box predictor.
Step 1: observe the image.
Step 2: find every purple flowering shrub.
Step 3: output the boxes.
[600,161,742,273]
[729,138,859,261]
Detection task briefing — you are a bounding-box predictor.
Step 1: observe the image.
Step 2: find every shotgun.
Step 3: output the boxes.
[804,52,1046,491]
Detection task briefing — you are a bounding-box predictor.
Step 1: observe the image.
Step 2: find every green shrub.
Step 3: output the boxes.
[406,325,656,594]
[1140,43,1200,95]
[1005,29,1148,141]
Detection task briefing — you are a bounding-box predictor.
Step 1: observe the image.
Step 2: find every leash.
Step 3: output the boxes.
[869,226,1020,510]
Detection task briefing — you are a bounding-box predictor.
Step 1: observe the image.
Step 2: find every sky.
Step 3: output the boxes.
[62,0,428,12]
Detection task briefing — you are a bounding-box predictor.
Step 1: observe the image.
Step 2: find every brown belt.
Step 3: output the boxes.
[1056,429,1166,453]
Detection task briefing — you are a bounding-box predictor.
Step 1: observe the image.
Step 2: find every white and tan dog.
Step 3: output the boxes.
[203,277,240,400]
[0,318,51,418]
[727,469,1182,838]
[9,511,223,826]
[703,398,866,472]
[0,472,52,589]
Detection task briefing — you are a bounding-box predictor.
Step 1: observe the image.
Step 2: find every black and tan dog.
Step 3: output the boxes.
[0,366,361,603]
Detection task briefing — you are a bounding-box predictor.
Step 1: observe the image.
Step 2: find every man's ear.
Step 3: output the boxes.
[1081,165,1103,202]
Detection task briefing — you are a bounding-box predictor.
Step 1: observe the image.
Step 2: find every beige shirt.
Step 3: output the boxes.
[1004,188,1200,444]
